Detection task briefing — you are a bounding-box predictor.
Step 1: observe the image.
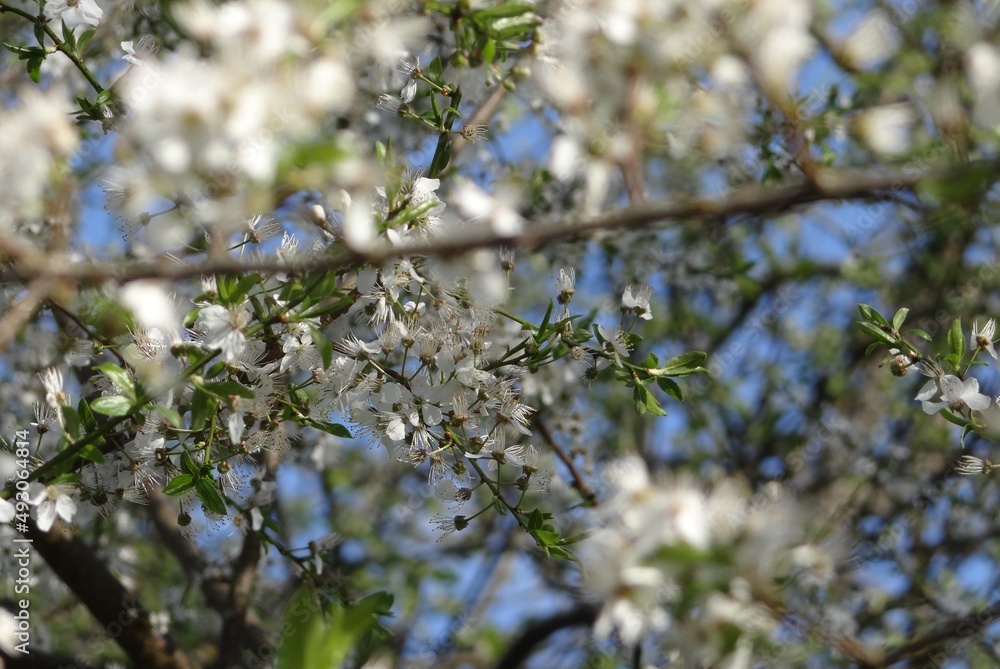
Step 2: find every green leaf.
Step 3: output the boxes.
[856,321,896,347]
[891,307,909,331]
[276,589,322,669]
[948,317,965,359]
[79,397,99,432]
[162,474,196,496]
[632,383,667,416]
[481,38,497,63]
[640,352,660,369]
[61,21,76,50]
[76,28,95,54]
[62,406,82,441]
[276,589,393,669]
[940,408,968,429]
[195,477,228,515]
[471,1,537,20]
[659,351,709,377]
[858,304,889,328]
[202,380,254,400]
[309,325,333,369]
[427,55,443,83]
[152,404,183,428]
[3,42,39,55]
[190,389,215,431]
[656,377,683,402]
[96,362,136,398]
[535,300,554,341]
[229,274,260,305]
[216,275,236,303]
[313,422,352,439]
[204,361,228,379]
[864,342,882,357]
[26,55,43,83]
[180,450,199,476]
[75,443,105,464]
[486,15,542,40]
[90,395,132,417]
[910,328,933,341]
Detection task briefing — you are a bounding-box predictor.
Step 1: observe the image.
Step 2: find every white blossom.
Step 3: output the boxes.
[44,0,103,29]
[29,483,78,532]
[918,375,992,415]
[195,304,249,363]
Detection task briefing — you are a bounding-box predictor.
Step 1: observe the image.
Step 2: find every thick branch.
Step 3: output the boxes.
[0,278,59,354]
[1,649,103,668]
[147,489,272,658]
[24,518,195,669]
[0,164,986,286]
[872,600,1000,667]
[215,529,261,669]
[494,604,598,669]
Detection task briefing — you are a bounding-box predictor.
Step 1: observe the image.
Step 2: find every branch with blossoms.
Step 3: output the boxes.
[858,303,1000,449]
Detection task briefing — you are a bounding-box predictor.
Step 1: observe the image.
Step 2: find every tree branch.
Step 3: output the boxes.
[872,600,1000,667]
[494,604,598,669]
[0,163,987,286]
[24,517,196,669]
[534,416,598,508]
[1,649,103,669]
[147,488,272,659]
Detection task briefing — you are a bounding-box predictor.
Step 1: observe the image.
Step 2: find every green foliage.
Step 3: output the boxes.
[276,589,394,669]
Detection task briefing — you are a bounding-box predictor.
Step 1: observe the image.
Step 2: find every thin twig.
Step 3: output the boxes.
[534,416,598,507]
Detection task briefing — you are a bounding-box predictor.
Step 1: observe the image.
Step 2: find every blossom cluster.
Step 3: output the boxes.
[112,0,357,237]
[13,176,672,543]
[579,456,830,665]
[861,307,1000,465]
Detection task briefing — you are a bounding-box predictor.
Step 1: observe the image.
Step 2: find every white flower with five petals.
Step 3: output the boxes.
[917,375,991,415]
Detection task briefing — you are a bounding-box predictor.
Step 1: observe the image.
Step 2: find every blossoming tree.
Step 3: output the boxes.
[2,0,1000,668]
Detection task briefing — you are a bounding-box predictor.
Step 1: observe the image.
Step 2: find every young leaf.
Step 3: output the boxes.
[180,450,199,476]
[471,1,536,20]
[202,380,254,400]
[26,54,43,84]
[313,422,352,438]
[657,377,683,401]
[310,325,333,369]
[96,363,136,398]
[152,404,183,428]
[77,28,96,54]
[427,55,443,83]
[195,477,228,515]
[90,395,132,417]
[162,474,196,496]
[857,321,896,347]
[892,307,909,331]
[858,303,889,327]
[660,351,709,377]
[947,317,965,359]
[481,37,497,63]
[633,383,667,416]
